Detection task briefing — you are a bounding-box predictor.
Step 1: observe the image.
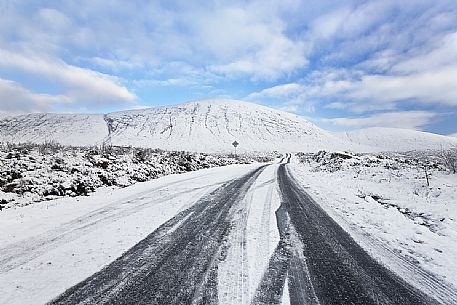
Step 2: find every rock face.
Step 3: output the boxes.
[0,99,356,152]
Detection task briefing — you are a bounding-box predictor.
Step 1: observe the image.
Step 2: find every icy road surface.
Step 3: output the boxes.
[1,159,456,305]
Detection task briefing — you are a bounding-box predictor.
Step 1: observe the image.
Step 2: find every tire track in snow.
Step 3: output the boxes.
[0,173,224,273]
[217,166,280,305]
[48,165,267,305]
[276,163,441,305]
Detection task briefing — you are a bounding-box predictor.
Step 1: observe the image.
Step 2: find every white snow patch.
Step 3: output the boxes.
[218,164,281,305]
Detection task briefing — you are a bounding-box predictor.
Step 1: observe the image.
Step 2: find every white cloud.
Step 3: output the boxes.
[197,7,308,79]
[84,56,144,71]
[346,66,457,107]
[319,111,438,130]
[310,8,351,39]
[246,82,319,113]
[278,29,457,114]
[0,1,309,81]
[132,78,195,87]
[0,79,70,112]
[0,49,136,106]
[247,83,304,99]
[392,31,457,74]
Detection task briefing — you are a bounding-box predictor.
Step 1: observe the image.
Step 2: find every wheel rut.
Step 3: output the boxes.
[48,165,267,305]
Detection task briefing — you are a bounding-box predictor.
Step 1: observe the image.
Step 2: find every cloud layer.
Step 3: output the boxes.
[0,0,456,134]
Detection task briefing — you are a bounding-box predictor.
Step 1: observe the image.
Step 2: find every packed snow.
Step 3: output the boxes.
[335,127,457,152]
[218,164,281,304]
[290,151,457,294]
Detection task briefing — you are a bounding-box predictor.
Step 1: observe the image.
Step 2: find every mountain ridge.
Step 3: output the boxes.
[1,99,456,152]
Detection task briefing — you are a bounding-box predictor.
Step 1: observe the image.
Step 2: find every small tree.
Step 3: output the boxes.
[441,148,457,174]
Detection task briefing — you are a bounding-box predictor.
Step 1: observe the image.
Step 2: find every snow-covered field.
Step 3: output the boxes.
[0,143,272,209]
[290,151,457,289]
[1,151,456,304]
[0,163,262,305]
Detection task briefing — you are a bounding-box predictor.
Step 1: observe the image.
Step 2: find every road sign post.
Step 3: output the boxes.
[232,140,239,157]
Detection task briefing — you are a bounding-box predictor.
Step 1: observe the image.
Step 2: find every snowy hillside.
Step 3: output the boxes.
[336,127,457,152]
[0,113,108,146]
[1,100,455,152]
[105,99,356,152]
[0,99,360,153]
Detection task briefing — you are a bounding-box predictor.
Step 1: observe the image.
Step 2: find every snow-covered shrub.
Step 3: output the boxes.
[440,148,457,174]
[37,140,63,155]
[0,143,271,209]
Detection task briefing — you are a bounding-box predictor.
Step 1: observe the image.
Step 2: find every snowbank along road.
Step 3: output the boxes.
[2,157,455,305]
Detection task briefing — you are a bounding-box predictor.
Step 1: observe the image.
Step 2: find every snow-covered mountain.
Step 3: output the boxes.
[0,99,359,152]
[336,127,457,151]
[1,99,455,152]
[104,99,356,152]
[0,113,108,146]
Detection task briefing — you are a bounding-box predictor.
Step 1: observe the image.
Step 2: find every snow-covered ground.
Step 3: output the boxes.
[1,151,456,304]
[335,127,457,151]
[0,143,269,209]
[218,164,281,305]
[289,152,457,291]
[0,163,262,305]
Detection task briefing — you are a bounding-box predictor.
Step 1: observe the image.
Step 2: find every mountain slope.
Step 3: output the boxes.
[0,113,108,146]
[2,99,455,152]
[105,99,355,152]
[335,127,457,151]
[0,99,357,152]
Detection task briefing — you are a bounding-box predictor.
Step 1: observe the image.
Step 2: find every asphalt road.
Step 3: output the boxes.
[274,163,439,305]
[48,162,443,305]
[49,165,267,305]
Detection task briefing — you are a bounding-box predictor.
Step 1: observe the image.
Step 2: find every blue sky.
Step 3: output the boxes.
[1,0,457,135]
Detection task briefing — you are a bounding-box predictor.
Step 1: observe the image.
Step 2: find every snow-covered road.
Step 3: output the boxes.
[1,159,455,305]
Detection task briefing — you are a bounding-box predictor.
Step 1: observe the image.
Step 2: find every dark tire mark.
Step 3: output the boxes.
[48,166,267,305]
[277,164,440,305]
[252,191,318,305]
